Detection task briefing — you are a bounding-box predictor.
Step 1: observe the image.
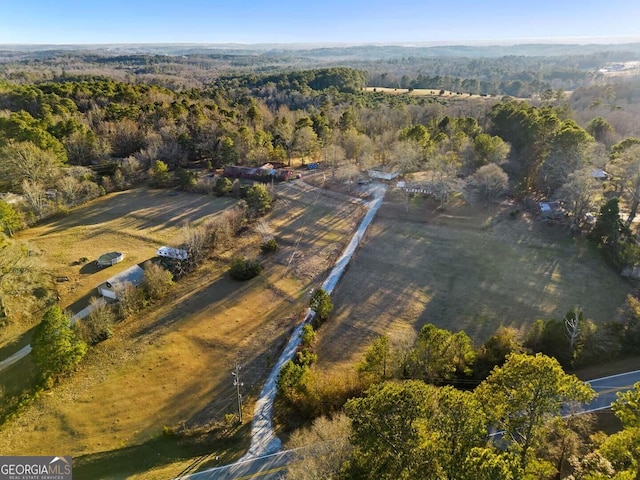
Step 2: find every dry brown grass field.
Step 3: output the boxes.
[315,191,632,374]
[0,182,362,478]
[3,176,632,478]
[1,187,236,347]
[364,86,490,98]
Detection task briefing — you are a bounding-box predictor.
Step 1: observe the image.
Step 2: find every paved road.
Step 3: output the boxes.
[580,369,640,412]
[176,451,294,480]
[0,344,32,371]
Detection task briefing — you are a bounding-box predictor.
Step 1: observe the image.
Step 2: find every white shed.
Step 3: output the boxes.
[590,168,609,180]
[368,169,399,180]
[97,265,145,300]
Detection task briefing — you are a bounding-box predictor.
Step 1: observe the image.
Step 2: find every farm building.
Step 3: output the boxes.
[368,168,399,181]
[590,168,609,180]
[539,201,566,220]
[97,265,145,300]
[96,251,124,268]
[223,165,293,182]
[157,246,189,260]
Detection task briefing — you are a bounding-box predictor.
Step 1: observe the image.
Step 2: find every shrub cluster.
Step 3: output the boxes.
[309,289,333,328]
[277,291,343,419]
[260,238,279,254]
[229,257,262,281]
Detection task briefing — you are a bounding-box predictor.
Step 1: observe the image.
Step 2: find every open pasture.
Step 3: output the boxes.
[0,188,236,347]
[364,86,490,98]
[316,194,631,371]
[0,182,362,478]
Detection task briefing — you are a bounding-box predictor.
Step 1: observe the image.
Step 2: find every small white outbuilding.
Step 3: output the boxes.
[97,265,145,300]
[590,168,609,180]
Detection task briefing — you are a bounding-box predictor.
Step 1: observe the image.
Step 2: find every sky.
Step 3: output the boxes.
[1,0,640,45]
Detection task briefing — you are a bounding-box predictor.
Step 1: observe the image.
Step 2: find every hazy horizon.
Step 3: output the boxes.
[2,36,640,50]
[2,0,640,45]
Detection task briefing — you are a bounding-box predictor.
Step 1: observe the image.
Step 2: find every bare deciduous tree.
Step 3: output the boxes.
[120,156,145,183]
[179,222,209,271]
[21,178,49,218]
[56,175,82,204]
[322,143,346,178]
[558,168,602,233]
[115,281,144,320]
[293,125,320,166]
[255,219,274,242]
[392,141,423,174]
[565,308,582,351]
[64,128,110,165]
[143,263,174,301]
[465,164,509,206]
[0,141,63,187]
[75,297,115,344]
[286,413,352,480]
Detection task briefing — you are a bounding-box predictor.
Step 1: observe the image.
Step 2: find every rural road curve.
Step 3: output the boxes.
[241,183,387,460]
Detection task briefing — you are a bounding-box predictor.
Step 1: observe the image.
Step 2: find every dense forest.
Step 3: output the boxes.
[2,45,640,320]
[2,46,640,340]
[1,45,640,479]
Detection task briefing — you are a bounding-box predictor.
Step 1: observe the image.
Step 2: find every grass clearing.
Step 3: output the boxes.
[0,181,362,476]
[2,187,236,346]
[73,422,251,480]
[316,193,631,373]
[364,86,491,99]
[0,354,38,400]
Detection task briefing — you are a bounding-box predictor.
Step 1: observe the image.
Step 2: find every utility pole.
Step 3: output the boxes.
[232,363,243,423]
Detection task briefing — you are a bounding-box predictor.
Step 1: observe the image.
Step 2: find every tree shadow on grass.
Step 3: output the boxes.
[73,422,251,480]
[64,292,99,317]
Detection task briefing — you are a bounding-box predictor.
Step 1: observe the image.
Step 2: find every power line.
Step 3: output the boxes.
[232,362,244,423]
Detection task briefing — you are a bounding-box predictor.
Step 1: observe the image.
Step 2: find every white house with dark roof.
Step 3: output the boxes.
[97,265,145,300]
